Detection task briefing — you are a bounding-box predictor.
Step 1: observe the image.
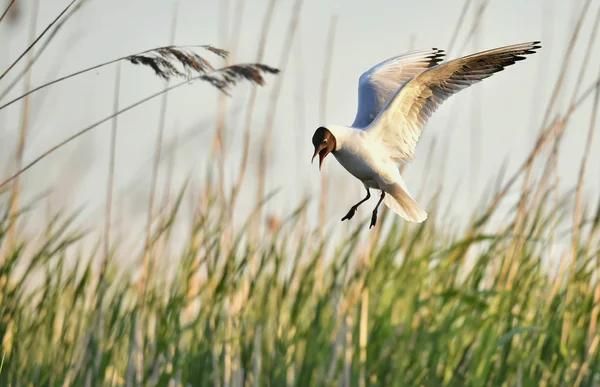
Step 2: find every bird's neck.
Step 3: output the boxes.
[326,125,356,151]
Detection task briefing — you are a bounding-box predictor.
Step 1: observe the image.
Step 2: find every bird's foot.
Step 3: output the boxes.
[369,211,378,229]
[341,206,357,221]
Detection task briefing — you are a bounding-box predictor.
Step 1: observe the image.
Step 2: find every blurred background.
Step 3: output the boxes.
[2,0,598,243]
[2,0,600,385]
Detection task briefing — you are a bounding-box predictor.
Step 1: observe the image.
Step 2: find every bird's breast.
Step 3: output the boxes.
[333,145,383,183]
[331,132,400,189]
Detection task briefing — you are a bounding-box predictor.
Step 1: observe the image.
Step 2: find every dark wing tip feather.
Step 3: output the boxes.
[516,41,542,56]
[427,48,446,67]
[441,41,542,86]
[484,41,542,67]
[503,45,541,64]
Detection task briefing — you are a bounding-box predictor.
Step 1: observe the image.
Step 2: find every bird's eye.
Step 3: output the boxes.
[323,139,328,144]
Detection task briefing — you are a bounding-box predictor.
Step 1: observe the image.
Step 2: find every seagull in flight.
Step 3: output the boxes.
[311,41,541,228]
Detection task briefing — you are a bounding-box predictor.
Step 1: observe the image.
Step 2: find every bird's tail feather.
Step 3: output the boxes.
[383,180,427,223]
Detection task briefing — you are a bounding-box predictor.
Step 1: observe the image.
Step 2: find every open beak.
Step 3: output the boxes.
[311,146,328,171]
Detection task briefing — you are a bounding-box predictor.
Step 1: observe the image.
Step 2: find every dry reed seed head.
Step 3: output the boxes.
[200,63,281,95]
[125,45,231,80]
[157,47,215,72]
[126,54,185,80]
[201,45,229,58]
[220,64,279,85]
[123,45,280,86]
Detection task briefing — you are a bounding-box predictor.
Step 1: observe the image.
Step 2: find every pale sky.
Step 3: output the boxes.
[1,0,599,248]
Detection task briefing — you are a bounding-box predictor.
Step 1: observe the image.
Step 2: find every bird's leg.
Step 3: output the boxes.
[341,188,371,221]
[370,191,386,229]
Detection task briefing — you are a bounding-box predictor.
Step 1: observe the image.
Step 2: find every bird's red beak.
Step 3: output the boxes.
[311,146,328,171]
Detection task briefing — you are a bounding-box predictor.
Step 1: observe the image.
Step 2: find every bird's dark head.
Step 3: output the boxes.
[311,126,336,171]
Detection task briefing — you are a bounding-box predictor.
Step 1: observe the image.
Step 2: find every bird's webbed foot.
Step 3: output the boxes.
[341,206,357,221]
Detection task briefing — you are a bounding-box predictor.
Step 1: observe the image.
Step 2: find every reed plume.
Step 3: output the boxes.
[125,45,227,80]
[0,58,280,190]
[1,44,276,112]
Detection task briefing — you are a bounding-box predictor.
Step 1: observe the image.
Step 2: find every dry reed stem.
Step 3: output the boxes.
[212,0,245,196]
[102,63,121,280]
[358,287,368,387]
[210,0,233,198]
[292,29,310,242]
[6,0,38,257]
[547,139,561,264]
[224,313,231,387]
[448,79,598,265]
[569,5,600,103]
[326,288,345,384]
[255,0,304,236]
[547,131,561,267]
[134,9,179,384]
[0,0,17,25]
[0,0,86,102]
[538,2,600,185]
[139,2,179,300]
[563,3,600,221]
[574,335,599,387]
[0,44,227,112]
[220,3,277,373]
[409,0,475,212]
[527,1,554,139]
[519,2,600,345]
[513,0,593,248]
[529,2,600,221]
[316,14,338,287]
[531,94,596,220]
[214,6,246,379]
[573,64,600,350]
[211,0,231,159]
[0,63,278,191]
[549,251,568,303]
[343,313,353,387]
[229,0,277,211]
[457,0,489,55]
[0,0,73,82]
[210,318,222,387]
[504,131,563,289]
[446,0,472,55]
[422,0,480,201]
[589,264,600,359]
[317,14,338,227]
[81,108,240,222]
[506,81,596,229]
[92,61,121,381]
[535,0,592,134]
[469,2,483,193]
[357,188,385,387]
[159,129,177,260]
[253,326,261,387]
[517,0,591,199]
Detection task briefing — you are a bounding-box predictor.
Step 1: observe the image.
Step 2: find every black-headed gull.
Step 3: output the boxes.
[311,41,541,228]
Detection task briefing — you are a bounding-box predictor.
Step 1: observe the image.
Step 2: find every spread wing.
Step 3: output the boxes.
[352,48,446,128]
[367,41,541,163]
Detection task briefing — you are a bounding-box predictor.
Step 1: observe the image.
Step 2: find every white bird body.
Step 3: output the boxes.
[311,42,541,228]
[325,124,428,223]
[327,126,386,186]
